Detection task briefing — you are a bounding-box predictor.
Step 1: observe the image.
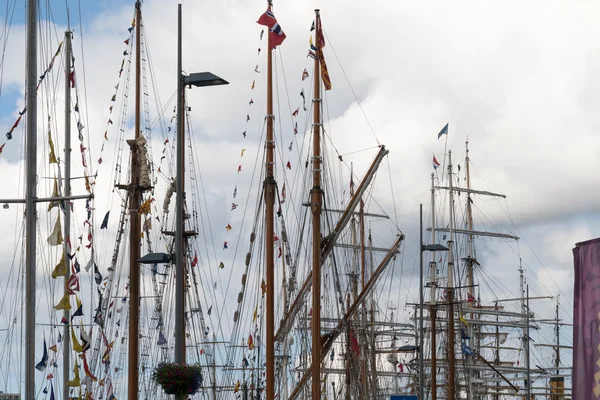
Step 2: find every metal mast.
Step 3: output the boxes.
[465,140,475,300]
[25,0,38,397]
[311,9,324,400]
[63,30,72,400]
[264,1,276,399]
[175,3,185,369]
[127,2,143,398]
[446,151,456,400]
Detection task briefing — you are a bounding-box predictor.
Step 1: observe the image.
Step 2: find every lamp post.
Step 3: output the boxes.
[175,2,229,385]
[419,203,449,400]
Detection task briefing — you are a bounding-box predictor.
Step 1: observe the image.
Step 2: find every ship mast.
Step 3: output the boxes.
[446,151,457,400]
[429,172,438,400]
[25,0,38,397]
[63,29,72,400]
[555,295,560,376]
[464,139,478,399]
[311,9,324,399]
[465,140,475,301]
[265,0,276,398]
[359,199,368,397]
[127,2,143,398]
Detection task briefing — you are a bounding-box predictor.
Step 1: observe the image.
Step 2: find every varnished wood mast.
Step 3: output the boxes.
[265,1,276,399]
[311,9,324,400]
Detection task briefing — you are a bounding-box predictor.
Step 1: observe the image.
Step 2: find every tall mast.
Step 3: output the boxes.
[368,229,378,399]
[264,1,276,399]
[446,151,456,400]
[464,139,477,399]
[526,285,531,399]
[555,295,560,376]
[359,200,368,396]
[311,9,323,400]
[25,0,38,397]
[429,173,438,400]
[63,30,72,400]
[127,2,142,398]
[175,2,185,370]
[465,140,475,299]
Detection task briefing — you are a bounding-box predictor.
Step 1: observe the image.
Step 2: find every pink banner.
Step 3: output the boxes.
[573,237,600,399]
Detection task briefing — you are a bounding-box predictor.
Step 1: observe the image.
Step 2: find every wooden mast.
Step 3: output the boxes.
[446,151,456,400]
[265,0,276,398]
[311,9,323,399]
[127,2,142,398]
[464,139,476,398]
[429,172,438,400]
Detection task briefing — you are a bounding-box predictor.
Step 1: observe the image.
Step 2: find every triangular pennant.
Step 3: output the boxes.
[35,338,48,372]
[51,253,67,279]
[54,292,71,310]
[71,325,83,353]
[66,360,81,387]
[48,130,57,164]
[47,178,60,211]
[47,213,64,246]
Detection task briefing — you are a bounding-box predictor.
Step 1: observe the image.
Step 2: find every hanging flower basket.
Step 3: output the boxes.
[153,363,203,396]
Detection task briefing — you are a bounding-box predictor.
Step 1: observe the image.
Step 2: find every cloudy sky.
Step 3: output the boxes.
[0,0,595,394]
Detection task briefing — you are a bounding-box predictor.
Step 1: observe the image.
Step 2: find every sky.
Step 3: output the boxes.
[0,0,597,396]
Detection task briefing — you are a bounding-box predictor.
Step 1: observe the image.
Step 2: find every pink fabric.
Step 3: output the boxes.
[573,237,600,399]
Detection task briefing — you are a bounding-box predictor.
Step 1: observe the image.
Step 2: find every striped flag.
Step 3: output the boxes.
[433,154,441,169]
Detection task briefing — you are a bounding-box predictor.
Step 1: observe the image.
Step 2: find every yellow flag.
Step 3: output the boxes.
[48,178,59,211]
[252,305,258,323]
[51,253,67,279]
[54,292,71,310]
[139,197,152,215]
[48,130,57,164]
[84,174,91,193]
[459,314,469,326]
[47,213,64,246]
[71,325,83,353]
[67,360,81,387]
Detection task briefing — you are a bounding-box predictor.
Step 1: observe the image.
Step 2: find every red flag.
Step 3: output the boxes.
[286,161,291,170]
[292,108,299,117]
[257,6,286,49]
[349,329,360,356]
[467,292,475,303]
[302,68,309,81]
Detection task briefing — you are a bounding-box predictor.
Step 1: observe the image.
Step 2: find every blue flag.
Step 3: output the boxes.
[100,211,110,229]
[437,122,448,139]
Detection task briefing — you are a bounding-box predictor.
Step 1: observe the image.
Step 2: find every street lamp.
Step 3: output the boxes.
[184,72,229,87]
[175,3,229,381]
[419,203,448,400]
[138,252,172,264]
